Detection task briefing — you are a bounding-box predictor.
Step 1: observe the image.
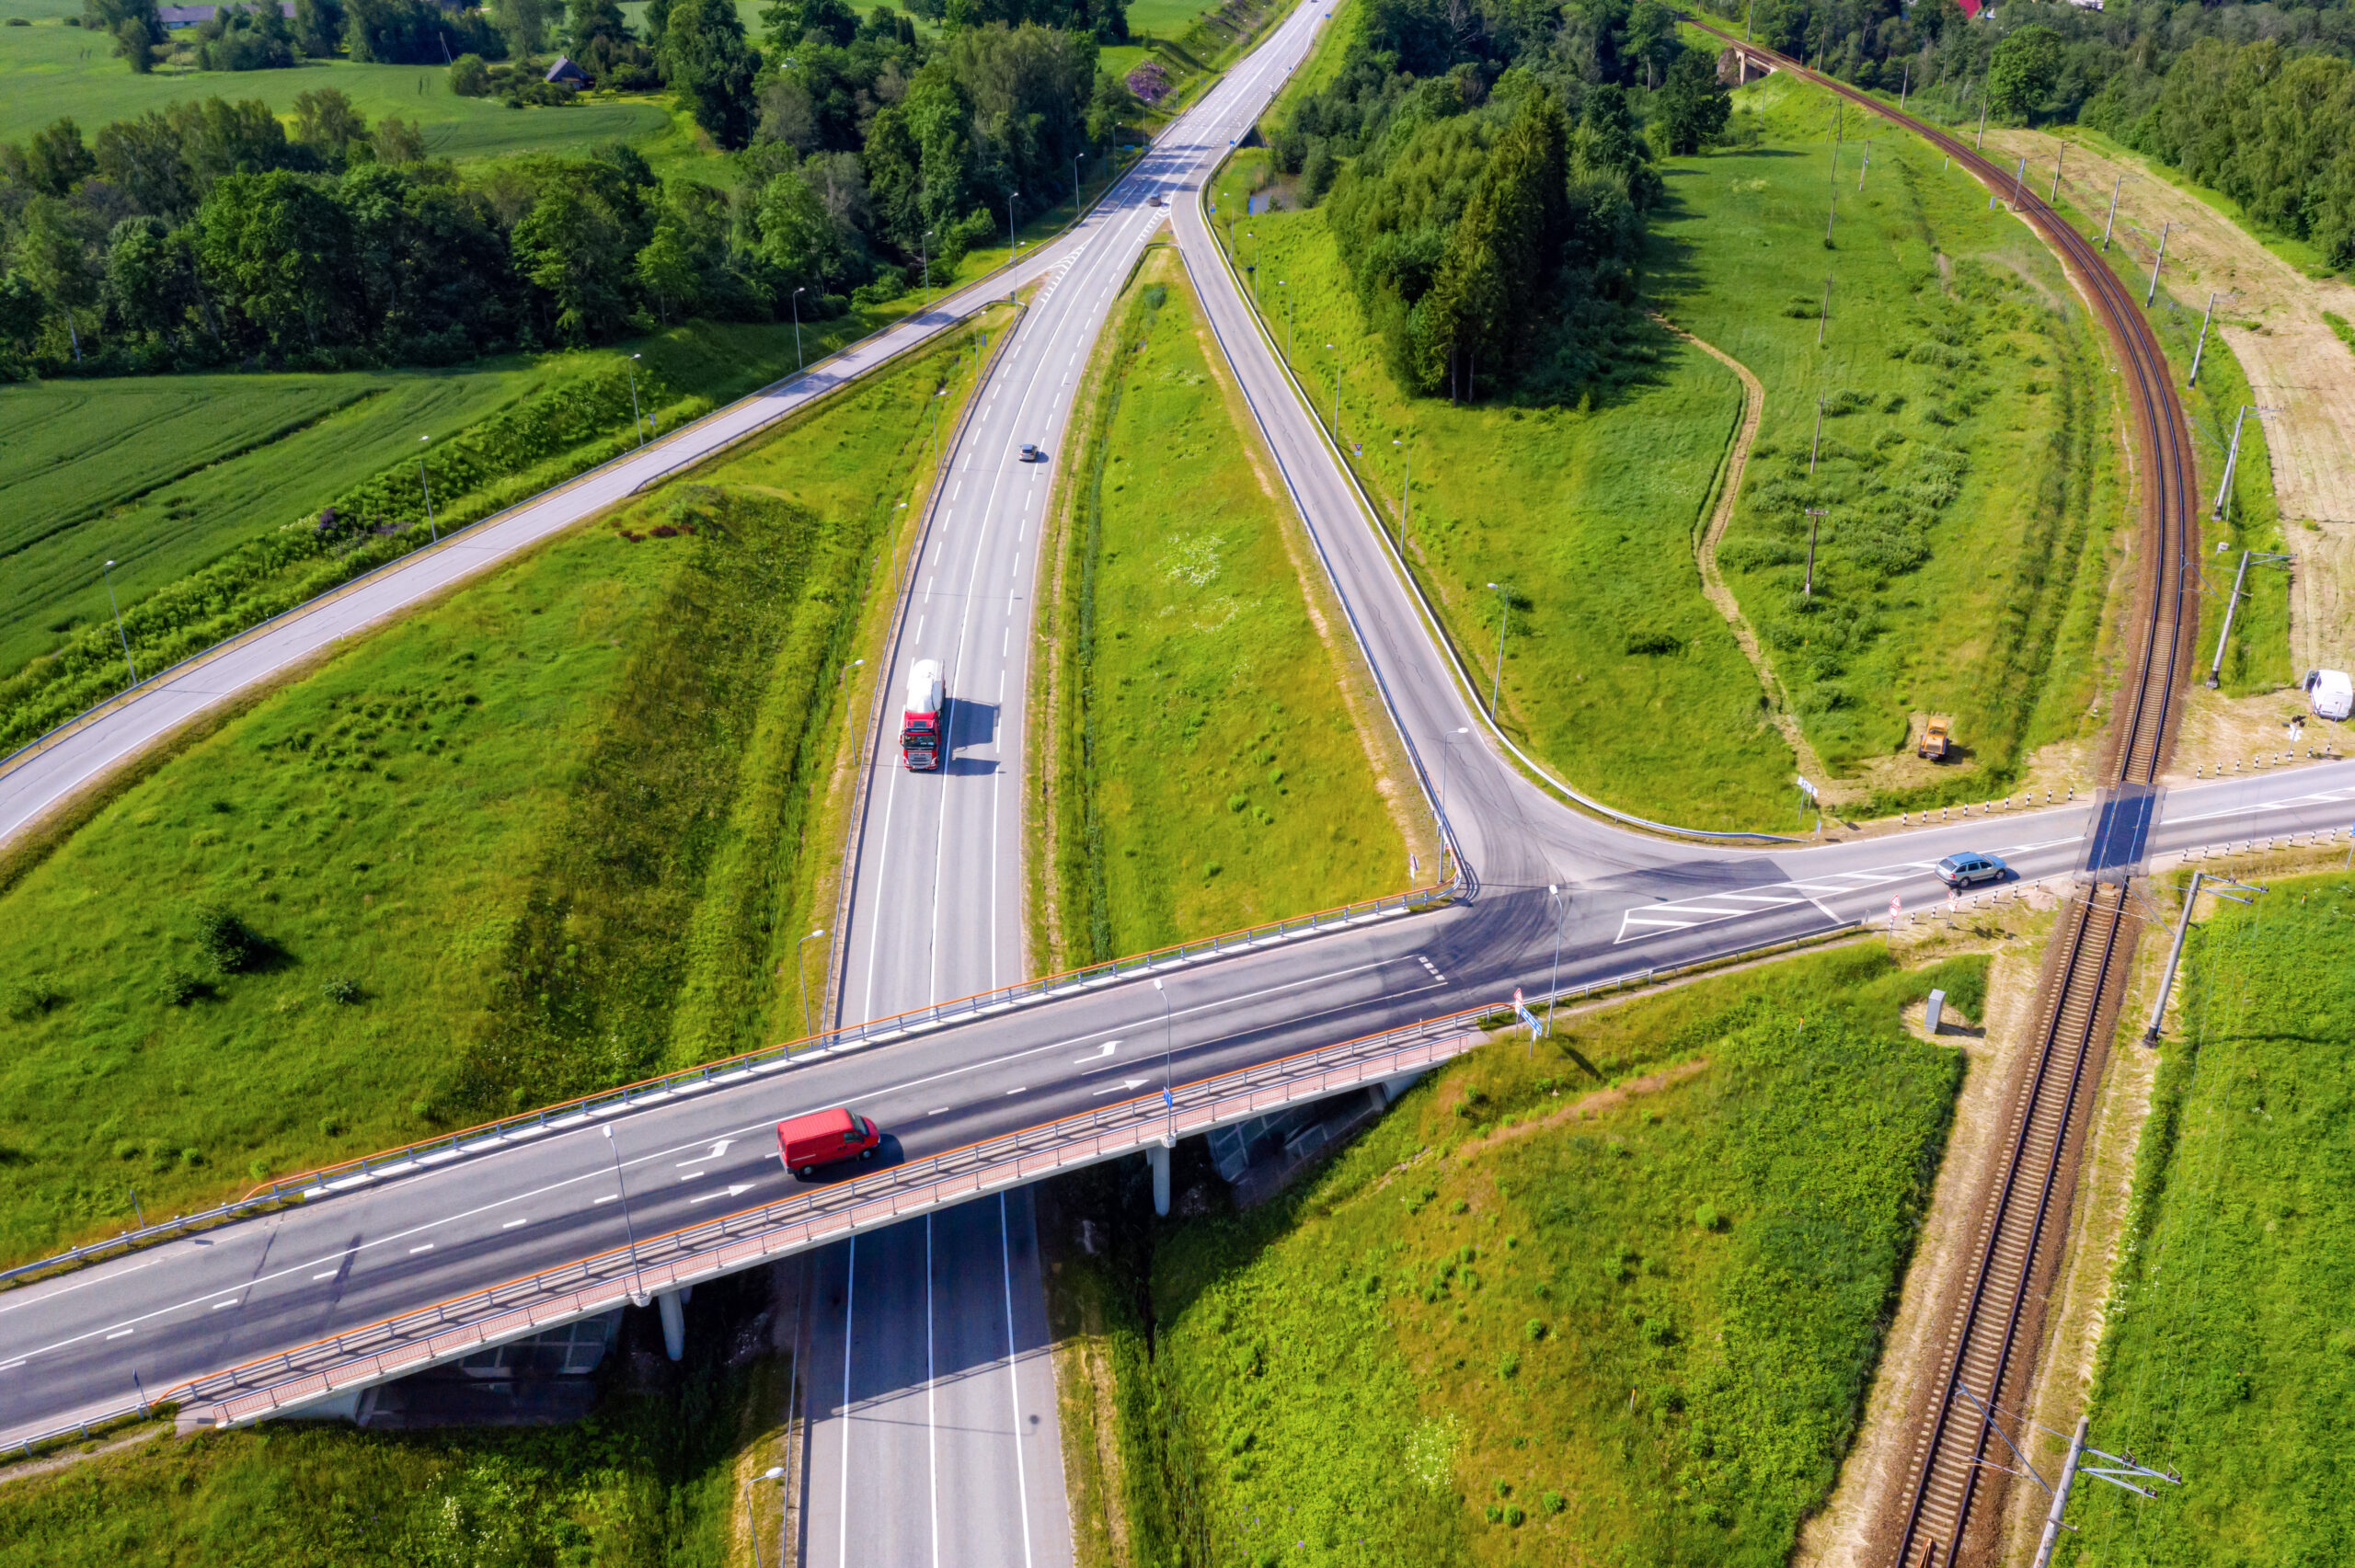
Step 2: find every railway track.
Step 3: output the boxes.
[1684,21,2200,1566]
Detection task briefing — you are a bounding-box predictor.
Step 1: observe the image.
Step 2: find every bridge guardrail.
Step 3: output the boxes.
[0,875,1456,1296]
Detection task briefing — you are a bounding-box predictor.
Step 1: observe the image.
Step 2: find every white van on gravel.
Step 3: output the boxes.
[2304,669,2353,720]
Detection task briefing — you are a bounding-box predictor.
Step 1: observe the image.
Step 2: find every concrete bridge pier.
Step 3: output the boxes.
[657,1286,692,1361]
[1149,1139,1174,1218]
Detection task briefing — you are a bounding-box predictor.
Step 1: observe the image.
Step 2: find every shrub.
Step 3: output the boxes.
[189,903,257,975]
[5,981,64,1022]
[1524,1318,1546,1341]
[321,976,362,1005]
[157,967,202,1006]
[1694,1201,1722,1230]
[1505,1505,1525,1526]
[1543,1490,1567,1515]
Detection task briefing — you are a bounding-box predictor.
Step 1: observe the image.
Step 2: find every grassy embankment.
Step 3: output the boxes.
[0,1267,792,1567]
[2058,874,2355,1565]
[0,307,1007,1264]
[1034,246,1420,967]
[1051,942,1983,1568]
[1212,43,2121,824]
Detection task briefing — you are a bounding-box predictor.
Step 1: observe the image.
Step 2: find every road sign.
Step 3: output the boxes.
[1795,775,1820,801]
[1511,987,1542,1040]
[1890,895,1901,931]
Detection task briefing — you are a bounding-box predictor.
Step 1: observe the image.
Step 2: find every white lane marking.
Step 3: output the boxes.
[1001,1195,1037,1568]
[501,1219,529,1230]
[1005,1086,1028,1096]
[1074,1041,1120,1065]
[929,1106,951,1116]
[0,1359,23,1370]
[107,1329,132,1340]
[408,1243,435,1254]
[594,1194,620,1206]
[1093,1078,1152,1097]
[212,1299,238,1310]
[313,1270,339,1280]
[686,1184,755,1206]
[677,1171,706,1182]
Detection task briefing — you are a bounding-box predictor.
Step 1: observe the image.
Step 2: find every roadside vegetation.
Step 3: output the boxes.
[2061,874,2355,1564]
[1050,943,1982,1568]
[1036,246,1417,967]
[1213,6,2117,823]
[0,311,1001,1262]
[0,1267,792,1568]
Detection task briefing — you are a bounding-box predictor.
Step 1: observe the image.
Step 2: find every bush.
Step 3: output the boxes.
[1694,1201,1722,1230]
[189,903,257,974]
[156,967,201,1006]
[449,52,490,95]
[321,977,362,1005]
[5,980,63,1022]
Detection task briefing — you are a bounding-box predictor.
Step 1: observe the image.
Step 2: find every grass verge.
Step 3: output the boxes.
[0,313,1003,1264]
[1033,243,1419,968]
[2059,872,2355,1564]
[1046,942,1983,1567]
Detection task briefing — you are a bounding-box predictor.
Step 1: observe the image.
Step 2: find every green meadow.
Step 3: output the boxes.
[0,314,1003,1264]
[1041,248,1414,967]
[2059,876,2355,1565]
[1063,943,1980,1567]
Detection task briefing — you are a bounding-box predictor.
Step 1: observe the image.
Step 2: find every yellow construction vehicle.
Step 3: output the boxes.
[1918,715,1951,761]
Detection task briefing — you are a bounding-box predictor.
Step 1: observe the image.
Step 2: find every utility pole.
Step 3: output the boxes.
[1486,581,1513,717]
[1279,278,1293,362]
[626,353,645,447]
[1809,395,1826,474]
[1327,341,1341,441]
[101,558,137,686]
[1976,95,1989,150]
[602,1125,643,1298]
[2049,143,2064,202]
[1392,435,1411,554]
[416,436,438,542]
[2205,547,2291,687]
[2145,872,2263,1039]
[2028,1416,2182,1568]
[797,928,828,1037]
[1825,193,1837,246]
[2144,221,2171,307]
[2213,405,2280,519]
[1804,508,1829,597]
[1544,885,1567,1044]
[1899,59,1909,111]
[2188,290,2233,386]
[1858,142,1870,192]
[2010,155,2027,210]
[2102,174,2122,249]
[1817,277,1832,347]
[791,287,805,371]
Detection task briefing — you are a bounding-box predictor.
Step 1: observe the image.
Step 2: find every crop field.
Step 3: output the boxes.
[0,18,669,159]
[1057,943,1979,1568]
[0,367,543,676]
[1214,44,2122,824]
[1040,248,1415,965]
[0,318,998,1263]
[2059,875,2355,1565]
[0,1268,789,1566]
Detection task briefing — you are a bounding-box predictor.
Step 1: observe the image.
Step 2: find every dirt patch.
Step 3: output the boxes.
[1985,128,2355,669]
[1793,939,2044,1568]
[0,1421,168,1489]
[2164,682,2346,784]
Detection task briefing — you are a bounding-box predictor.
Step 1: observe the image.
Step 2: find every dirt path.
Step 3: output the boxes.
[1986,128,2355,671]
[1661,317,1850,796]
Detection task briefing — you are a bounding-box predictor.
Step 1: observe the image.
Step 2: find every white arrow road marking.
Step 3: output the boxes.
[1075,1040,1121,1069]
[687,1184,756,1206]
[1093,1078,1153,1097]
[676,1139,732,1166]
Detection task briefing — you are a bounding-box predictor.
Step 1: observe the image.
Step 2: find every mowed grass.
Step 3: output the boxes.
[1210,153,1787,830]
[1654,59,2120,802]
[0,19,669,158]
[0,320,997,1264]
[1072,944,1978,1567]
[2059,876,2355,1566]
[1044,249,1413,964]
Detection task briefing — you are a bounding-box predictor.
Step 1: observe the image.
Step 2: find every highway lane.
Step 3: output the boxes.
[804,4,1345,1561]
[6,759,2354,1448]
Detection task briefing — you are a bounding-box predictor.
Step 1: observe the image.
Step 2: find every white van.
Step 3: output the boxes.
[2304,669,2353,720]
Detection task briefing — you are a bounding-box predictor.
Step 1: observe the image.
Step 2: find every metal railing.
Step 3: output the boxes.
[0,875,1456,1296]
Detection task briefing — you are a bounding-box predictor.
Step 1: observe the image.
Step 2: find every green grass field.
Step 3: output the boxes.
[0,316,999,1263]
[2057,875,2355,1566]
[1041,248,1413,966]
[1212,40,2124,823]
[1059,943,1978,1567]
[0,1268,791,1565]
[0,17,672,158]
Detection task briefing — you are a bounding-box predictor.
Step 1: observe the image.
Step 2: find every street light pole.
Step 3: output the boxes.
[601,1125,643,1296]
[1153,978,1174,1143]
[1543,884,1567,1052]
[416,436,438,542]
[744,1465,786,1568]
[1279,278,1292,362]
[921,228,933,314]
[101,558,137,685]
[797,928,828,1038]
[1486,581,1513,717]
[1392,434,1411,554]
[791,287,805,371]
[626,353,646,447]
[1326,342,1340,441]
[1437,725,1468,877]
[1006,190,1018,263]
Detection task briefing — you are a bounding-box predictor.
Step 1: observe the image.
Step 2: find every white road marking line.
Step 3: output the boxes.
[686,1184,756,1206]
[0,1359,23,1370]
[107,1329,132,1339]
[1006,1086,1028,1095]
[1092,1078,1152,1096]
[501,1219,529,1230]
[313,1269,339,1280]
[594,1194,620,1205]
[677,1171,705,1181]
[408,1243,434,1254]
[213,1299,238,1310]
[929,1106,951,1116]
[1074,1041,1120,1065]
[1000,1196,1038,1568]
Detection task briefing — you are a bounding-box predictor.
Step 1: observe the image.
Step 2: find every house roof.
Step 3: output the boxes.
[546,55,588,83]
[157,2,294,23]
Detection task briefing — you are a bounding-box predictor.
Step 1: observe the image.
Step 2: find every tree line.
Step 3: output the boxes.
[1277,0,1729,401]
[0,6,1149,373]
[1700,0,2355,271]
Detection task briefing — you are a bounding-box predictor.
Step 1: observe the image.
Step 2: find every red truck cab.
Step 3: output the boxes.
[902,658,945,772]
[776,1107,882,1179]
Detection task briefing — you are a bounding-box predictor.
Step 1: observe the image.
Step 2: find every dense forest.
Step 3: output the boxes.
[1702,0,2355,269]
[0,0,1148,372]
[1264,0,1728,399]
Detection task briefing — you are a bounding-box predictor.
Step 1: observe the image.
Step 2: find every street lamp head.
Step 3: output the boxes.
[809,927,826,939]
[1153,978,1163,991]
[601,1125,614,1140]
[761,1466,785,1482]
[105,559,115,568]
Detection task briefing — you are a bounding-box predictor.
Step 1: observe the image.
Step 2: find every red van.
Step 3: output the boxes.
[776,1107,882,1179]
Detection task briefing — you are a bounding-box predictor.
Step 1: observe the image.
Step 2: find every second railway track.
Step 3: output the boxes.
[1686,20,2200,1567]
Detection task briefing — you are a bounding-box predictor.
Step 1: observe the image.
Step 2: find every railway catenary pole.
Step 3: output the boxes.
[2144,221,2171,306]
[2188,291,2222,385]
[101,559,137,685]
[2103,173,2122,249]
[2028,1416,2182,1568]
[2143,873,2263,1041]
[2212,404,2281,520]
